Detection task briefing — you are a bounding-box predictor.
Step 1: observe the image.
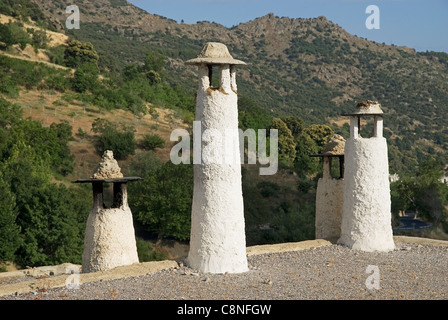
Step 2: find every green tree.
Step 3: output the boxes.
[146,70,162,85]
[0,174,21,263]
[391,157,448,227]
[0,98,87,267]
[122,64,141,82]
[414,157,448,225]
[270,118,296,166]
[3,156,86,267]
[5,22,31,50]
[391,177,417,216]
[29,28,48,49]
[142,50,166,85]
[15,182,85,267]
[11,119,74,176]
[144,50,166,76]
[46,45,67,66]
[129,155,193,241]
[262,203,315,244]
[303,124,334,149]
[92,118,136,160]
[49,121,75,175]
[282,116,306,138]
[0,23,14,48]
[0,0,48,24]
[0,97,22,128]
[71,62,99,93]
[64,40,99,68]
[294,132,320,178]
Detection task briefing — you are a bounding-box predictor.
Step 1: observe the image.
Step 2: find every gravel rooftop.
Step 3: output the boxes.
[1,237,447,301]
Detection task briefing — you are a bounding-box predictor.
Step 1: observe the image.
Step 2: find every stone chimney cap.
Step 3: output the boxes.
[309,134,346,157]
[185,42,246,66]
[73,150,143,184]
[342,100,383,116]
[322,134,346,156]
[310,134,345,158]
[91,150,124,179]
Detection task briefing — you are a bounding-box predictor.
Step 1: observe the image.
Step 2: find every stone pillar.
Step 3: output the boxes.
[338,101,395,252]
[185,42,248,274]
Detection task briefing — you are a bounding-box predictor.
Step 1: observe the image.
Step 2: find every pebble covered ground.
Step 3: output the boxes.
[1,242,447,300]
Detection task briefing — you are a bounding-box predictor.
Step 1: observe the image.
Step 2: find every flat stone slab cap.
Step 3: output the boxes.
[73,177,142,184]
[342,100,384,116]
[185,42,246,65]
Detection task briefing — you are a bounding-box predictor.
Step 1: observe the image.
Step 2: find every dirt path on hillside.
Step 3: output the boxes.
[0,51,73,71]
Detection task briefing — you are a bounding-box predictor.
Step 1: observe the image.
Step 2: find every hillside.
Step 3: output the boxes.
[3,88,188,178]
[0,11,187,177]
[0,9,308,258]
[33,0,448,174]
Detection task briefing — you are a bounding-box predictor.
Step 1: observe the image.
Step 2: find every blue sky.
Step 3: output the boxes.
[128,0,448,53]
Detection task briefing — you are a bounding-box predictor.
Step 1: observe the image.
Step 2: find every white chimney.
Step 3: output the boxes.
[185,42,248,273]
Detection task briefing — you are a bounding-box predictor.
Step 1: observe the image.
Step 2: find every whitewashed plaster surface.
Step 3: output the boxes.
[339,137,395,252]
[82,205,139,273]
[315,177,344,241]
[187,64,248,274]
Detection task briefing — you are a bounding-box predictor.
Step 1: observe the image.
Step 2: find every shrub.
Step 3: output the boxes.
[141,133,165,150]
[28,28,49,49]
[0,23,14,48]
[136,239,167,262]
[98,127,136,160]
[257,181,281,198]
[71,62,99,93]
[92,118,136,160]
[146,70,162,85]
[262,203,315,244]
[0,73,20,97]
[46,45,66,66]
[7,22,31,50]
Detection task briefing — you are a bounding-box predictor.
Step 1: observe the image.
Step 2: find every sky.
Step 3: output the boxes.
[128,0,448,53]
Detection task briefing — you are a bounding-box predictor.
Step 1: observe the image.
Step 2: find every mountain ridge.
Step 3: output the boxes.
[27,0,448,172]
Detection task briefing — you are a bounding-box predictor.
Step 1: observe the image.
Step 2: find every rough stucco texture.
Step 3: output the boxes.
[315,177,343,241]
[339,137,395,252]
[82,206,139,273]
[187,65,248,274]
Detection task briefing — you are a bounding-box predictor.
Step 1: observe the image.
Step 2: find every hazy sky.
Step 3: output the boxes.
[128,0,448,53]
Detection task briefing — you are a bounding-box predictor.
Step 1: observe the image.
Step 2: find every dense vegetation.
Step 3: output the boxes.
[0,0,54,31]
[0,97,90,269]
[63,16,448,176]
[391,157,448,230]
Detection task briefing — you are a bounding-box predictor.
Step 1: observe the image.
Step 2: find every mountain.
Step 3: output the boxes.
[29,0,448,173]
